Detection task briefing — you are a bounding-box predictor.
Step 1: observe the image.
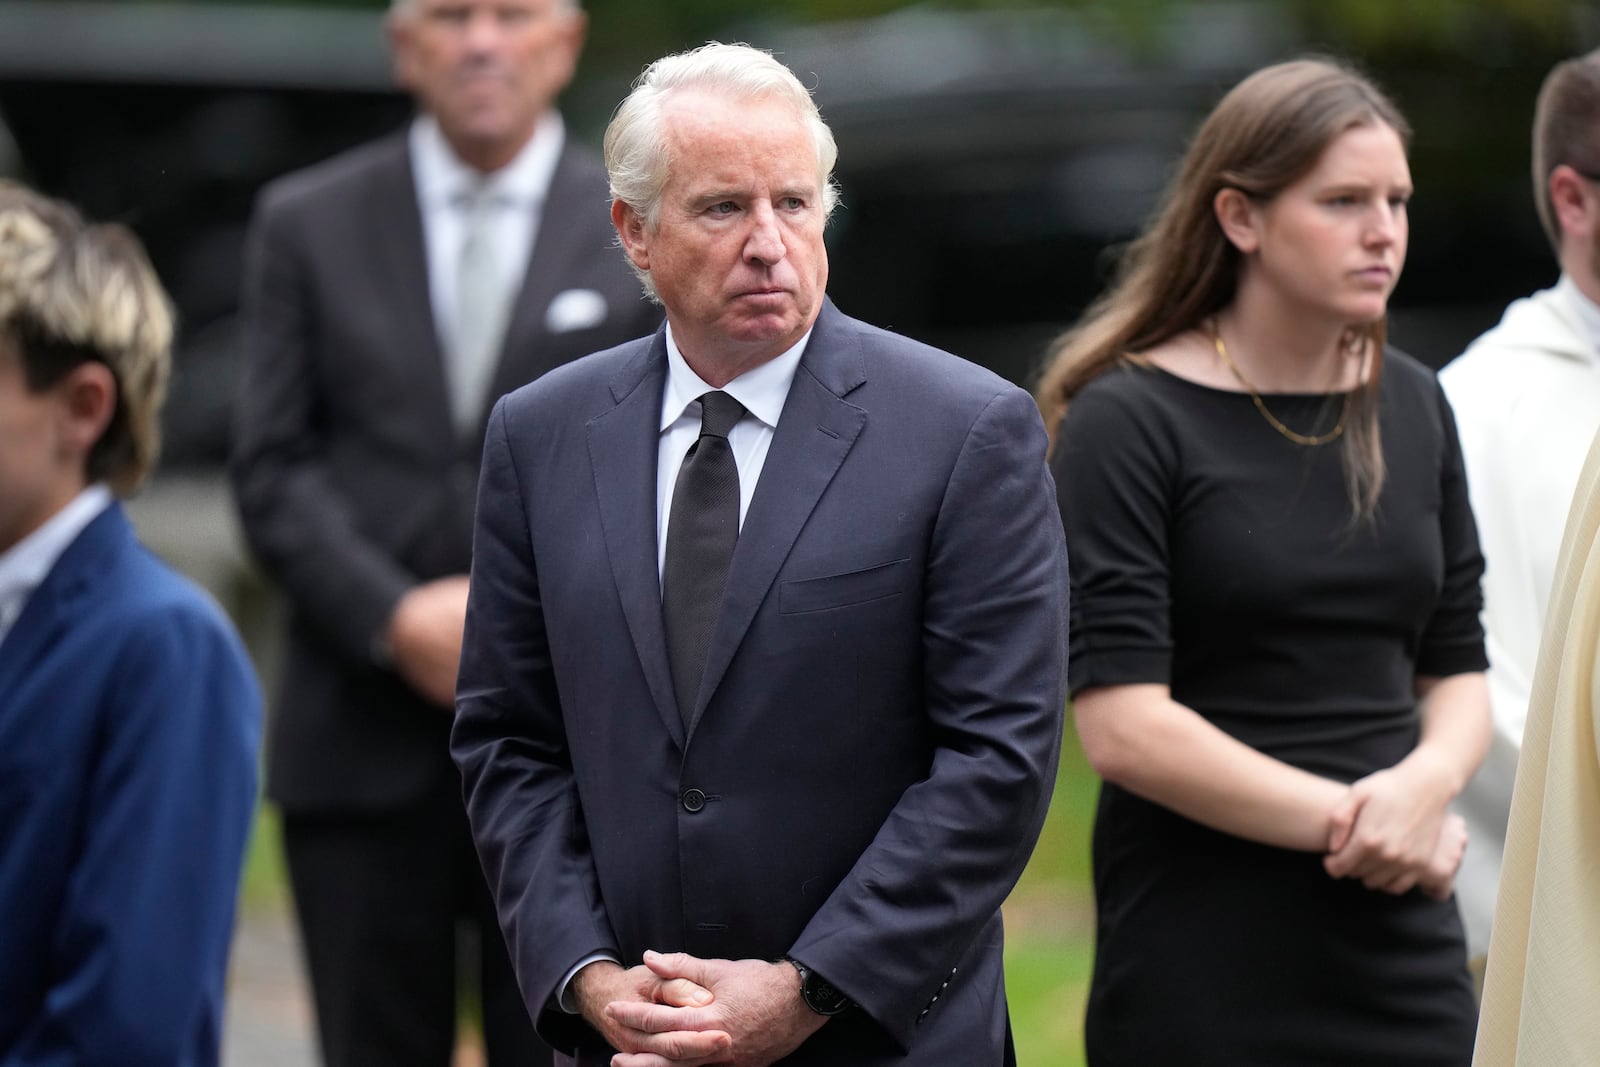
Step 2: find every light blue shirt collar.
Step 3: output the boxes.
[0,484,113,648]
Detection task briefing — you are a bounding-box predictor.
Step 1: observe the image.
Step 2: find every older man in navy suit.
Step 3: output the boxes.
[452,43,1069,1066]
[0,181,260,1067]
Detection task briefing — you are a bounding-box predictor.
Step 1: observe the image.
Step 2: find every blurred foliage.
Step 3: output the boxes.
[189,0,1592,60]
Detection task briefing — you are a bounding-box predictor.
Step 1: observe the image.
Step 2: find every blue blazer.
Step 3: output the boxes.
[453,301,1069,1065]
[0,504,261,1067]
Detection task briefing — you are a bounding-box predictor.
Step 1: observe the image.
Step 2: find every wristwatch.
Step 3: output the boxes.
[783,957,852,1016]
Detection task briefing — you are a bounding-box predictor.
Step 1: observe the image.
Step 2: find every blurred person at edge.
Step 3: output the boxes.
[1473,435,1600,1064]
[1037,57,1490,1066]
[0,179,261,1067]
[228,0,658,1064]
[1439,47,1600,986]
[452,41,1068,1067]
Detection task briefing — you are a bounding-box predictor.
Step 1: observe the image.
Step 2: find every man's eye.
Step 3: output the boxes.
[709,202,737,215]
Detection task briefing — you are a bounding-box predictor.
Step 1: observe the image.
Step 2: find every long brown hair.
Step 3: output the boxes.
[1035,57,1410,520]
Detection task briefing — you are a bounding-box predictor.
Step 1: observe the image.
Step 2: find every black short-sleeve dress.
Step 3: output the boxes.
[1052,351,1485,1066]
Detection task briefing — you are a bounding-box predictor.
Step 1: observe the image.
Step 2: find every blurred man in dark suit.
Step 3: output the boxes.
[230,2,657,1064]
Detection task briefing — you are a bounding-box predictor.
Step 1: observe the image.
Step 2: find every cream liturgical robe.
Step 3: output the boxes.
[1474,430,1600,1065]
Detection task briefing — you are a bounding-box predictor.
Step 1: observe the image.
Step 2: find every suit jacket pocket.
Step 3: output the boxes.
[780,558,910,615]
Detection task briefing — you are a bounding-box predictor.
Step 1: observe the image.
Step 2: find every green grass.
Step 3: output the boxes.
[239,800,288,910]
[1007,934,1093,1067]
[1018,718,1099,891]
[1005,720,1098,1067]
[236,724,1102,1065]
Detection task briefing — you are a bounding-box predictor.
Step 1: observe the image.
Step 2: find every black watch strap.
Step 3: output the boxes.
[783,956,852,1016]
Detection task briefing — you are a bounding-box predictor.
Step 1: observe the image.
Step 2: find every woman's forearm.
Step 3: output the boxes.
[1075,683,1347,852]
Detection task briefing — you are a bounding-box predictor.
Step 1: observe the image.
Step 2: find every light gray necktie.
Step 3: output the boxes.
[451,182,515,437]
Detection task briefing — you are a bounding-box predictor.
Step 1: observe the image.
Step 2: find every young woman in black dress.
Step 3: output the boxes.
[1037,58,1491,1065]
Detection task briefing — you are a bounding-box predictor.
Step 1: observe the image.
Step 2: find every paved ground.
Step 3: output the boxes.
[223,904,318,1067]
[223,903,488,1067]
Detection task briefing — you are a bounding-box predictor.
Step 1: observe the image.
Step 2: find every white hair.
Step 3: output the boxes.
[604,41,840,232]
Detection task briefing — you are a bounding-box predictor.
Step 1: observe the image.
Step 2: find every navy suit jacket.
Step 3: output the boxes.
[452,301,1069,1064]
[0,504,261,1066]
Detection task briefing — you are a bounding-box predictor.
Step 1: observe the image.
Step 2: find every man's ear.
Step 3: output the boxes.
[55,361,117,464]
[1214,187,1261,255]
[1549,164,1596,243]
[388,11,418,93]
[612,200,651,273]
[545,8,588,93]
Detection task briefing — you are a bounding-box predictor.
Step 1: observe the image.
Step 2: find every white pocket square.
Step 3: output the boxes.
[545,288,608,333]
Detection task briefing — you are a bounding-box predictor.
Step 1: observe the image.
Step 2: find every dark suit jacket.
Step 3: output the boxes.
[452,301,1069,1064]
[0,504,260,1066]
[231,126,659,813]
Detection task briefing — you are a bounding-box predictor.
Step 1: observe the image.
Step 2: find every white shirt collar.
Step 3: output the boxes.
[660,325,811,433]
[1556,273,1600,357]
[0,484,113,647]
[409,111,566,210]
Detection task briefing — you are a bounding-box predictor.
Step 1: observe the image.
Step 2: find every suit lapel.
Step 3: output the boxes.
[0,506,125,694]
[688,302,867,736]
[588,331,685,745]
[491,144,594,406]
[367,135,456,444]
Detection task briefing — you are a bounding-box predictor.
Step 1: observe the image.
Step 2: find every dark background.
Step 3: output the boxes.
[2,0,1592,467]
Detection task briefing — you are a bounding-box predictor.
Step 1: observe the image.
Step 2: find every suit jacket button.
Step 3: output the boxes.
[681,788,707,813]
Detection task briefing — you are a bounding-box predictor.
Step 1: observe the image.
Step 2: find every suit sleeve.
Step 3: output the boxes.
[10,603,261,1064]
[788,387,1069,1049]
[451,398,619,1052]
[229,191,417,663]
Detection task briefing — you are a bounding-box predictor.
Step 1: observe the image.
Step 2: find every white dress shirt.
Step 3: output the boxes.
[655,324,810,578]
[0,485,112,649]
[408,111,565,358]
[557,325,810,1011]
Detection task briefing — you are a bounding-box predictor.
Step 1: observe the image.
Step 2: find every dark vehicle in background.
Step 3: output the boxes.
[756,4,1566,383]
[0,0,409,467]
[0,1,1574,468]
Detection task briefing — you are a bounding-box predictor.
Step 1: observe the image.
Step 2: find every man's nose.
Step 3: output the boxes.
[744,204,786,264]
[463,8,505,53]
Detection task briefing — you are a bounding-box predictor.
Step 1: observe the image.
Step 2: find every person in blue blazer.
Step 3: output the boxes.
[451,44,1069,1066]
[0,180,261,1067]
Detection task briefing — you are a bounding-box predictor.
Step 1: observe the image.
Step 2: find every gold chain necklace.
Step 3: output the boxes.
[1209,325,1350,447]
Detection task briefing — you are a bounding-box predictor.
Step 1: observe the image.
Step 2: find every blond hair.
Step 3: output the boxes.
[0,180,173,493]
[1034,57,1409,520]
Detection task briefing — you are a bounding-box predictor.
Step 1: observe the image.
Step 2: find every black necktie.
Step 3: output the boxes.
[663,390,745,723]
